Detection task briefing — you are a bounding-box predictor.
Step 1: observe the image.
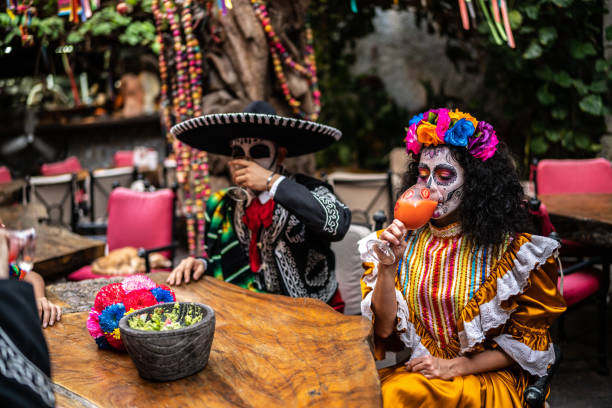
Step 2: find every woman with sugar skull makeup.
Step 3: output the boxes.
[167,101,350,311]
[360,109,566,407]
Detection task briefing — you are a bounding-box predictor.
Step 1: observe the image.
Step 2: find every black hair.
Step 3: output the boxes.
[400,142,530,246]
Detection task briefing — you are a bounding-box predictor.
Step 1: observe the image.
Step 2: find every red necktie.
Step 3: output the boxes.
[242,198,275,273]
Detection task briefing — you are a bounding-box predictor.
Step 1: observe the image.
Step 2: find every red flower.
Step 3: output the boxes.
[94,283,126,312]
[104,332,125,351]
[122,289,158,312]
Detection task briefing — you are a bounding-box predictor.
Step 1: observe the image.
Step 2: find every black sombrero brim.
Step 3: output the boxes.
[170,113,342,157]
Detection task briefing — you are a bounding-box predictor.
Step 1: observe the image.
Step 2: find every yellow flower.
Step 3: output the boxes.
[111,328,121,340]
[449,109,478,128]
[416,121,443,146]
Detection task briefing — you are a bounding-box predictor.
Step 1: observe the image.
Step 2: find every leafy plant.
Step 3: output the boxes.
[0,1,158,52]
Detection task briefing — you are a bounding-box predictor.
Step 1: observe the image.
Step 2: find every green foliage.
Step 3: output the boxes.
[0,1,157,51]
[477,0,608,157]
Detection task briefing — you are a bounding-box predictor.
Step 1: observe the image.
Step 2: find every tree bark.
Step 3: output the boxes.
[200,0,316,175]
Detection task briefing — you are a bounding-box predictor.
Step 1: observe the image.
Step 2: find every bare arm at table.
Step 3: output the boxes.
[371,219,407,339]
[23,271,62,328]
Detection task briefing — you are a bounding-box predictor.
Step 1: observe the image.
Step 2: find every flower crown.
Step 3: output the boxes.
[405,108,499,161]
[86,275,176,351]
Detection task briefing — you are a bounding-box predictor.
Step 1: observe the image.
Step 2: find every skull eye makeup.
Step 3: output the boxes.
[249,144,271,159]
[417,166,430,182]
[433,165,457,185]
[231,146,246,159]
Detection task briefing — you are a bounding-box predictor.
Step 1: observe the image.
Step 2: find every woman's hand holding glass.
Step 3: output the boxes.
[375,220,409,267]
[366,185,440,265]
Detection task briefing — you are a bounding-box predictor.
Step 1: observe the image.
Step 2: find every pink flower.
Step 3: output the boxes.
[86,309,104,339]
[405,123,421,155]
[122,274,156,293]
[469,121,499,161]
[422,108,451,142]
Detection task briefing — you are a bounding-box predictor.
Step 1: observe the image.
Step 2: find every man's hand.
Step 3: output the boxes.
[229,159,275,192]
[404,355,465,381]
[166,257,206,286]
[37,297,62,329]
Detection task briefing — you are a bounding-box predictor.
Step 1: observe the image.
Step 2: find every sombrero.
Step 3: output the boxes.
[170,101,342,157]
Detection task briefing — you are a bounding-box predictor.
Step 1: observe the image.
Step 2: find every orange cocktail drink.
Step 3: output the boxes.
[393,186,438,230]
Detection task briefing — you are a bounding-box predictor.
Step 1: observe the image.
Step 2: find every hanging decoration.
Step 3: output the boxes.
[459,0,516,49]
[153,0,211,257]
[250,0,321,121]
[6,0,37,46]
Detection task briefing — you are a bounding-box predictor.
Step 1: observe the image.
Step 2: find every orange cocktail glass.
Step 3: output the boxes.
[366,185,438,265]
[393,187,438,230]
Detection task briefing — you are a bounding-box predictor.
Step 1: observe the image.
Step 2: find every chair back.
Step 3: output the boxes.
[28,174,76,229]
[536,158,612,195]
[89,167,135,223]
[113,151,134,168]
[327,171,393,228]
[106,187,174,258]
[389,147,409,197]
[331,224,372,315]
[41,156,82,176]
[0,166,11,184]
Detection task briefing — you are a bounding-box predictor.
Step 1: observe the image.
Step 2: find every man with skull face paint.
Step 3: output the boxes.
[360,109,566,407]
[167,101,351,311]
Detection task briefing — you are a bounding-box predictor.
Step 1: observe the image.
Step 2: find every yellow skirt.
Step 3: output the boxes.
[379,365,529,408]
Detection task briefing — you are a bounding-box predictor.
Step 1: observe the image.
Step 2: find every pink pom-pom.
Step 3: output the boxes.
[94,283,126,312]
[122,274,156,293]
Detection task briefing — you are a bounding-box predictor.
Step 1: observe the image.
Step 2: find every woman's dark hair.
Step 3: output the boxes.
[400,142,530,246]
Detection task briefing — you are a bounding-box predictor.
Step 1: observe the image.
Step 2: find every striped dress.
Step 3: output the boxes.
[398,223,509,353]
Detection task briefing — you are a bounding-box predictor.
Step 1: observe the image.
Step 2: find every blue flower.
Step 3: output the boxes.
[99,303,126,334]
[151,288,174,303]
[408,113,424,126]
[444,119,474,147]
[95,335,113,350]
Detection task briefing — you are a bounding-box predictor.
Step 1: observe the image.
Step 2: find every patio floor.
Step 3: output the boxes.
[548,299,612,407]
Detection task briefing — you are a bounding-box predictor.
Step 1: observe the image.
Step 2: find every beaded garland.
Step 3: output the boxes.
[250,0,321,121]
[153,0,211,256]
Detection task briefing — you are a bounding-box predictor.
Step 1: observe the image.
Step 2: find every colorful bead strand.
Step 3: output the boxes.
[250,0,321,121]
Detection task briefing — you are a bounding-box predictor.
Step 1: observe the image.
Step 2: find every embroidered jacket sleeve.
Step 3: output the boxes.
[0,280,55,407]
[273,174,351,242]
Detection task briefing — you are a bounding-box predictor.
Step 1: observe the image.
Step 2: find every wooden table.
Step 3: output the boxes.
[44,273,381,407]
[540,193,612,247]
[0,204,105,278]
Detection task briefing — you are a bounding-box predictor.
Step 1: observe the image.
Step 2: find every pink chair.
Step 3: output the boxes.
[41,156,82,176]
[0,166,12,184]
[113,151,134,168]
[68,187,176,281]
[536,158,612,195]
[535,158,612,257]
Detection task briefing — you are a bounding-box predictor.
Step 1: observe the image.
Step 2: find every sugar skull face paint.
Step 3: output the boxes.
[416,146,464,220]
[230,137,277,170]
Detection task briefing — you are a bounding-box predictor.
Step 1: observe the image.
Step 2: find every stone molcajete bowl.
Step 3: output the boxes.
[118,302,215,381]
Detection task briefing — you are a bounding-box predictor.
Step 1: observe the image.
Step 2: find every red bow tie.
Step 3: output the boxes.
[242,198,275,273]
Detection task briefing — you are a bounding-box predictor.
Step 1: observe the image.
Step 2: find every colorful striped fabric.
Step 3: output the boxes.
[398,223,510,350]
[204,189,258,291]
